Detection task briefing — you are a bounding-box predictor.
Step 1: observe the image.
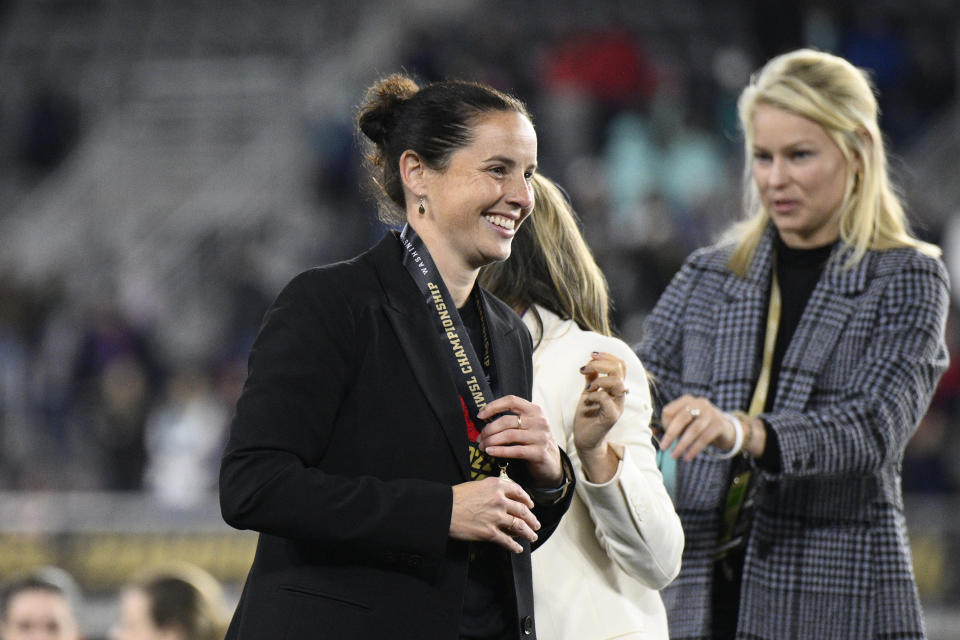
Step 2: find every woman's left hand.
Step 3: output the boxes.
[478,396,563,487]
[660,394,738,462]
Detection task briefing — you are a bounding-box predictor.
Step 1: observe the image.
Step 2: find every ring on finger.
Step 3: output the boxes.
[510,516,520,532]
[688,407,700,418]
[516,416,523,429]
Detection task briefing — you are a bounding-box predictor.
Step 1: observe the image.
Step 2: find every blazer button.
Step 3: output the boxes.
[521,615,534,636]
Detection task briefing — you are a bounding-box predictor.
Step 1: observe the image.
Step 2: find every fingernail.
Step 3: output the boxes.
[579,365,587,373]
[591,351,599,358]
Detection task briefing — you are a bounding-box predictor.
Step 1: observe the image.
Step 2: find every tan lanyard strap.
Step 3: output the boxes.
[716,269,780,558]
[748,269,781,416]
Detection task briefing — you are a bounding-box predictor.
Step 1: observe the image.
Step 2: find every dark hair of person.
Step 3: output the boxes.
[0,577,67,622]
[138,571,228,640]
[356,73,531,224]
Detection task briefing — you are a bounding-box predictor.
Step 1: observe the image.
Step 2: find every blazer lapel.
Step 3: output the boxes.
[713,232,775,412]
[371,233,472,481]
[775,245,870,411]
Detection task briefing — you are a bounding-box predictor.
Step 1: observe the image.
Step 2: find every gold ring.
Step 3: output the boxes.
[517,416,523,429]
[688,407,701,418]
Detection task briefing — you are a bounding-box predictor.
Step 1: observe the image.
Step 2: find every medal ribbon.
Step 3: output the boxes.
[398,225,505,478]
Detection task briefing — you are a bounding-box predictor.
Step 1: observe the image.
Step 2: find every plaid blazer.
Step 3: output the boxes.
[637,227,949,640]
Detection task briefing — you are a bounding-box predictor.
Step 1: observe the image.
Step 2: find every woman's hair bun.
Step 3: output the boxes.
[357,74,420,146]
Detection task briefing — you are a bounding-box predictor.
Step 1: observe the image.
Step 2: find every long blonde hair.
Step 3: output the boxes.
[480,173,612,342]
[727,48,939,275]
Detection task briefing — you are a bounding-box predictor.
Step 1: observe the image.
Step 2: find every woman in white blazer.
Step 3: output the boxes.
[480,174,684,640]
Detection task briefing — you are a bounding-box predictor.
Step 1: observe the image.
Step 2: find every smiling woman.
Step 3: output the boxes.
[219,73,573,640]
[400,110,537,300]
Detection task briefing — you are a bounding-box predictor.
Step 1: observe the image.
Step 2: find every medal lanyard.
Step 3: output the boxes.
[398,225,499,439]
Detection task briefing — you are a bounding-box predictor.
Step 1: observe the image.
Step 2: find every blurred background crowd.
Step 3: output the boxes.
[0,0,957,638]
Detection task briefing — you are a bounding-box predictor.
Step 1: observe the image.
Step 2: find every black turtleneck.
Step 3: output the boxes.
[765,234,836,412]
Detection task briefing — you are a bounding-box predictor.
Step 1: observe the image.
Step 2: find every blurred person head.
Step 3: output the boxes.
[356,74,537,271]
[727,48,939,275]
[110,565,227,640]
[479,173,612,342]
[0,570,81,640]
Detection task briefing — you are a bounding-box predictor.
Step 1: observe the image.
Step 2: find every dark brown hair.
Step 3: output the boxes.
[135,567,228,640]
[356,73,531,224]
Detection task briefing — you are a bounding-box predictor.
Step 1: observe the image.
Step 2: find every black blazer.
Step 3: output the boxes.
[220,232,571,640]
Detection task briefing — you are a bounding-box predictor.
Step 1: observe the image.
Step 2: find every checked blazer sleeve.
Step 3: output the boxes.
[758,249,950,480]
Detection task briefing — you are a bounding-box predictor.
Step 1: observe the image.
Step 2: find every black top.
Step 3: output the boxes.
[765,234,836,412]
[459,294,511,640]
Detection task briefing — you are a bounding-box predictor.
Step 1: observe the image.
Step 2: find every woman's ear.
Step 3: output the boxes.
[399,150,426,198]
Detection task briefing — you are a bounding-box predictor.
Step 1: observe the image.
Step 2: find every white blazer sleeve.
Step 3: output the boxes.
[565,336,684,589]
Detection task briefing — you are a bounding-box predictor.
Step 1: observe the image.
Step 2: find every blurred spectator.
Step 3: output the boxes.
[70,306,163,490]
[0,568,82,640]
[544,27,658,106]
[144,368,229,509]
[110,564,229,640]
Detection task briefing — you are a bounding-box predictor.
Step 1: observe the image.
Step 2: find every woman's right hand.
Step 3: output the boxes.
[573,351,628,483]
[573,351,628,449]
[660,394,737,461]
[450,477,540,554]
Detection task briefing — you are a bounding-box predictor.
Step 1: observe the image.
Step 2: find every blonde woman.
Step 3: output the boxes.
[481,174,683,640]
[637,49,948,639]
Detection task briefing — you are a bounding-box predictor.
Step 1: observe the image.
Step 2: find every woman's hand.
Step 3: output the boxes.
[450,477,540,554]
[477,395,563,487]
[573,351,628,483]
[660,395,738,462]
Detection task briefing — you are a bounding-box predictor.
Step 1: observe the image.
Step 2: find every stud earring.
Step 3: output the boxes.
[418,196,425,215]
